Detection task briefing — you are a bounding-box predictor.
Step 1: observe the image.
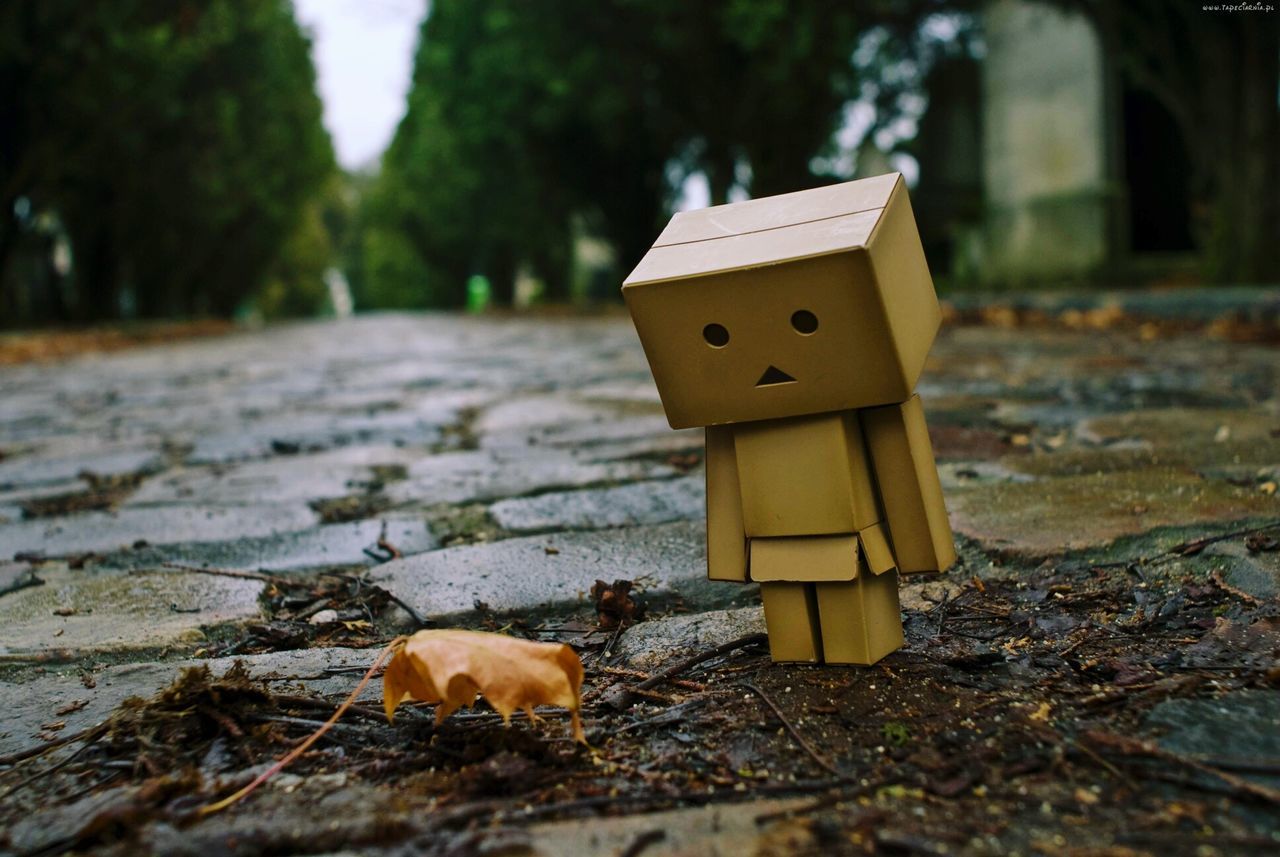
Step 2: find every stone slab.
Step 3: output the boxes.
[387,449,677,507]
[523,798,812,857]
[1145,689,1280,789]
[489,475,705,533]
[185,412,442,465]
[947,468,1280,558]
[0,504,319,560]
[474,394,610,439]
[377,521,708,618]
[127,445,421,506]
[615,607,766,671]
[0,447,163,491]
[0,647,379,758]
[0,567,263,657]
[104,517,436,572]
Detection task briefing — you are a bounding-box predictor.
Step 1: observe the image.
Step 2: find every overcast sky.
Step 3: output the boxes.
[293,0,426,170]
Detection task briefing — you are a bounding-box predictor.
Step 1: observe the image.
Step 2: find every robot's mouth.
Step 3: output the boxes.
[755,365,797,387]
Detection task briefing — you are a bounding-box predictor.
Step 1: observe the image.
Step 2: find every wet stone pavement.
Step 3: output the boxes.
[0,299,1278,856]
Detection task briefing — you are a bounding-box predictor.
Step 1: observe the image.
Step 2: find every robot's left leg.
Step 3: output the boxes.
[814,570,905,665]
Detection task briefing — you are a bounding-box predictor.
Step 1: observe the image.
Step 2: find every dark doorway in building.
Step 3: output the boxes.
[1122,87,1195,254]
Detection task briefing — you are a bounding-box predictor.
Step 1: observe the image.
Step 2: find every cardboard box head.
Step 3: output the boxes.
[623,173,941,429]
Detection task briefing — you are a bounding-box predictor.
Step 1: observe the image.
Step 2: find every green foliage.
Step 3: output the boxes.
[255,198,331,320]
[0,0,335,324]
[881,721,911,746]
[364,0,958,309]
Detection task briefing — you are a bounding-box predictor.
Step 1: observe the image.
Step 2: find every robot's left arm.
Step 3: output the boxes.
[860,395,957,574]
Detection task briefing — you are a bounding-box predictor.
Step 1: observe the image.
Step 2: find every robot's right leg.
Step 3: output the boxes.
[759,581,823,663]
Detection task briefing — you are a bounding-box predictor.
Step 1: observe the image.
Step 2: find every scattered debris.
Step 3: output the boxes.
[590,579,645,629]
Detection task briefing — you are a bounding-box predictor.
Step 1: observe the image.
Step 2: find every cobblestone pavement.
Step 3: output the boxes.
[1,300,1278,855]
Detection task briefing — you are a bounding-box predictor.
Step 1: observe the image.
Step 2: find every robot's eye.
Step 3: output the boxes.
[702,323,730,348]
[791,310,818,334]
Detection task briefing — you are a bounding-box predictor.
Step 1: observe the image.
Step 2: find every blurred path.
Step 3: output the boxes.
[1,302,1277,852]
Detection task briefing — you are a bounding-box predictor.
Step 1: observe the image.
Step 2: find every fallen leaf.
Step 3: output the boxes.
[1028,701,1052,722]
[383,629,585,742]
[590,579,645,628]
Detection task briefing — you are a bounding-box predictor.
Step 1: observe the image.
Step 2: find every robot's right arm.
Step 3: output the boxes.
[705,425,748,582]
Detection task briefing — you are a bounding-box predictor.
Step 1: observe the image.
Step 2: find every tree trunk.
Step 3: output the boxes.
[534,236,571,304]
[0,211,19,328]
[487,249,517,307]
[73,224,120,322]
[703,140,735,206]
[1208,21,1279,282]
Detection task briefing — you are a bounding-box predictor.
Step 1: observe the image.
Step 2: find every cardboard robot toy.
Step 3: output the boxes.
[623,172,955,665]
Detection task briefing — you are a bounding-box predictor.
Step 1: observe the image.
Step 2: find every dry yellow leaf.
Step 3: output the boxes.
[383,629,586,742]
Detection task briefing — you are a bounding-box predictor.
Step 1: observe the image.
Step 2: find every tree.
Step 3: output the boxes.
[365,0,961,308]
[0,0,334,325]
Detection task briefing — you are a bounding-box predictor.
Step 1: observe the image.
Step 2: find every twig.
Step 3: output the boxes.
[0,721,109,768]
[162,562,277,583]
[1209,568,1262,605]
[427,776,863,831]
[0,737,94,797]
[1083,730,1280,805]
[1197,757,1280,776]
[244,713,384,737]
[1091,520,1280,572]
[615,698,709,734]
[271,694,386,722]
[740,681,844,779]
[200,636,405,814]
[752,793,872,825]
[289,598,333,622]
[591,622,626,666]
[619,830,666,857]
[0,569,44,598]
[382,589,431,630]
[1062,736,1138,791]
[600,632,767,710]
[376,521,403,560]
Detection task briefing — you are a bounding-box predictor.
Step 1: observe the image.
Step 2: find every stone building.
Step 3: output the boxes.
[914,0,1197,288]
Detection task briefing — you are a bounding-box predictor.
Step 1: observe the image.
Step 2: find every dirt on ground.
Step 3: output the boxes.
[2,525,1278,856]
[0,320,235,366]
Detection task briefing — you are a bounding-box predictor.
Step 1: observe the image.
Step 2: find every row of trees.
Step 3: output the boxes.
[2,1,1273,323]
[0,0,336,325]
[359,0,971,309]
[360,0,1277,309]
